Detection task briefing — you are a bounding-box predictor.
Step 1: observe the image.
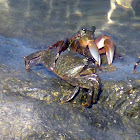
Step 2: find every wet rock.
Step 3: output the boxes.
[0,0,140,139]
[0,35,139,139]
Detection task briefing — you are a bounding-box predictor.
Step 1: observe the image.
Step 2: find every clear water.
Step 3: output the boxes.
[0,0,140,79]
[0,1,140,139]
[0,0,139,47]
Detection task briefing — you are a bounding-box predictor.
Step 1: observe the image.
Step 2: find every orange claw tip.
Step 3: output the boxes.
[60,100,65,104]
[82,102,90,107]
[60,98,66,103]
[60,96,68,103]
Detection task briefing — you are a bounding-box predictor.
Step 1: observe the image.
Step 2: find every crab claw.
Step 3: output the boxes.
[95,35,115,65]
[24,50,43,70]
[104,38,115,65]
[74,36,101,66]
[87,40,101,66]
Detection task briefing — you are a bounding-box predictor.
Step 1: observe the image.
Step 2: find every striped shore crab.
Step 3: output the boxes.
[55,27,115,66]
[24,40,100,107]
[71,28,115,66]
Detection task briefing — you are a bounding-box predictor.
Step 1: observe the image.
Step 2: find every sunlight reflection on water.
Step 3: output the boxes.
[0,0,140,79]
[0,0,139,41]
[0,2,139,139]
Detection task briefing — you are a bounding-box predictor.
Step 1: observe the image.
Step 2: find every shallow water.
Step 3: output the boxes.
[0,0,140,78]
[0,0,140,139]
[0,0,139,47]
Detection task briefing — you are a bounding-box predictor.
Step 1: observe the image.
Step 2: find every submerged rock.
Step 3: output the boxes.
[0,0,140,139]
[0,35,139,140]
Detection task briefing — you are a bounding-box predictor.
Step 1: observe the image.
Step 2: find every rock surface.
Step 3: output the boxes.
[0,32,139,139]
[0,0,140,139]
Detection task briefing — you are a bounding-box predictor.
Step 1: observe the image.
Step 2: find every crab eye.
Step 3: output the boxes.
[82,28,86,32]
[82,28,86,31]
[81,28,86,35]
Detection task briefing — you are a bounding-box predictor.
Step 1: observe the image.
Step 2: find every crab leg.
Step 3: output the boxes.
[82,74,100,107]
[133,60,140,73]
[60,86,80,103]
[95,35,115,65]
[49,39,69,64]
[24,50,43,70]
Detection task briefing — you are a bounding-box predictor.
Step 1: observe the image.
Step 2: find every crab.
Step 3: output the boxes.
[70,28,115,66]
[133,60,140,73]
[53,27,115,67]
[24,40,100,107]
